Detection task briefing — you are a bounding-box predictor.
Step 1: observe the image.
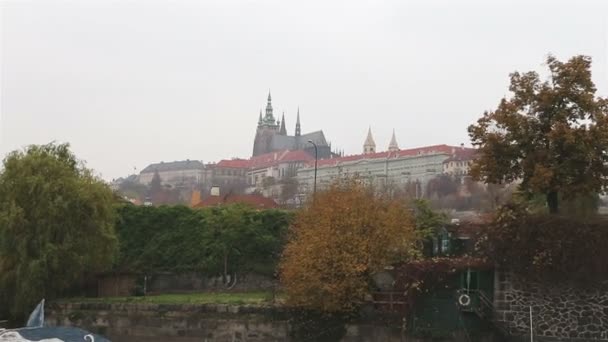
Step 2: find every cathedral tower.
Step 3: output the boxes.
[363,127,376,154]
[252,92,332,158]
[279,113,287,135]
[253,91,280,156]
[295,107,301,137]
[388,129,399,152]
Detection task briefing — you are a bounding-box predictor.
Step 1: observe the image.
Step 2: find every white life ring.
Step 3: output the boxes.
[458,293,471,307]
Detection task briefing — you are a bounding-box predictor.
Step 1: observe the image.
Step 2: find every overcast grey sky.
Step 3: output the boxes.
[1,0,607,180]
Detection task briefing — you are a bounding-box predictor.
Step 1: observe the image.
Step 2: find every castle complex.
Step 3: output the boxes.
[252,92,332,159]
[131,92,475,205]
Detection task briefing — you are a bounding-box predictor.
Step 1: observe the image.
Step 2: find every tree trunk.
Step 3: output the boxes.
[547,191,559,214]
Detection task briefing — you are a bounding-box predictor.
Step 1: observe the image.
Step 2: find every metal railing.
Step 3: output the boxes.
[459,289,509,339]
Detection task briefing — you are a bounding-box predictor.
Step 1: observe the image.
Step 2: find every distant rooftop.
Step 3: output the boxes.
[306,144,475,168]
[213,150,314,170]
[215,159,251,169]
[140,160,204,173]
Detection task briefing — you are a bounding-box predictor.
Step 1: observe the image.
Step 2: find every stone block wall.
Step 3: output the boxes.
[493,270,608,341]
[46,302,495,342]
[47,302,291,342]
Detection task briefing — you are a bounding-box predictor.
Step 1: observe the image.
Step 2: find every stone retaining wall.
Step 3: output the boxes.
[47,302,289,341]
[494,270,608,341]
[47,302,493,342]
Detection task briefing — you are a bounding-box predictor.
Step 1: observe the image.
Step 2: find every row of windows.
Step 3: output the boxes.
[446,161,471,168]
[214,169,247,176]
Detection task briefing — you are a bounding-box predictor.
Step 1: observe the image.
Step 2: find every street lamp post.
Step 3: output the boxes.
[307,140,318,198]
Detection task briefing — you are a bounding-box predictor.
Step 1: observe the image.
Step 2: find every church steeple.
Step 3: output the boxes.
[266,91,274,122]
[279,112,287,135]
[388,129,399,152]
[258,110,263,126]
[363,127,376,154]
[295,107,301,136]
[265,90,274,121]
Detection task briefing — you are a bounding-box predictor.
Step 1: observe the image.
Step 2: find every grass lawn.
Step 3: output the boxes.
[63,291,278,305]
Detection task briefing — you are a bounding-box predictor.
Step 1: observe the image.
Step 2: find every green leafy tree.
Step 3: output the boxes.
[116,176,148,201]
[411,199,448,239]
[279,176,299,205]
[468,55,608,213]
[512,189,599,218]
[202,205,290,283]
[149,169,162,195]
[0,143,117,320]
[114,204,291,276]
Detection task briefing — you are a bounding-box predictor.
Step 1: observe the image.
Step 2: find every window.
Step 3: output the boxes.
[441,237,450,253]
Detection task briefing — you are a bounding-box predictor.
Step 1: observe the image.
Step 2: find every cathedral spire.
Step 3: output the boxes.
[295,107,301,136]
[258,110,263,125]
[363,126,376,154]
[388,129,399,152]
[279,112,287,135]
[265,90,274,121]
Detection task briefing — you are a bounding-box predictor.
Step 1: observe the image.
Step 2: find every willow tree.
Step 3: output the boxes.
[279,180,420,312]
[468,55,608,214]
[0,143,117,320]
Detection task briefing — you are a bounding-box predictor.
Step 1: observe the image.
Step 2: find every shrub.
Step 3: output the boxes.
[477,204,608,282]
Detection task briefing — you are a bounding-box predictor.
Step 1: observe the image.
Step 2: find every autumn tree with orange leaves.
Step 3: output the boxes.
[279,180,421,313]
[468,55,608,214]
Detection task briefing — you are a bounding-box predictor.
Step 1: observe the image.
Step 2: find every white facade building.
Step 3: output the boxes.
[138,160,205,188]
[296,144,475,195]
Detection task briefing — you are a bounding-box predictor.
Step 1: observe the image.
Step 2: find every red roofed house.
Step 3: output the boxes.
[204,158,250,195]
[442,146,477,176]
[247,149,314,198]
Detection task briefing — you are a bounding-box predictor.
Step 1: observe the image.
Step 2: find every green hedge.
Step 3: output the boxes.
[114,204,292,276]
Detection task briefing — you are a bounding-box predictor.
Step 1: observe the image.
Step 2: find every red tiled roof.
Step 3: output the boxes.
[216,159,251,169]
[310,144,476,168]
[280,149,315,163]
[443,149,477,163]
[193,194,278,209]
[212,150,314,171]
[249,150,313,169]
